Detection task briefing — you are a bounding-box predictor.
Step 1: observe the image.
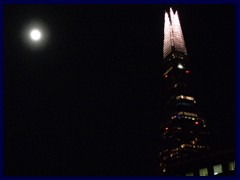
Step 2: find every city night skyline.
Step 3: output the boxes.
[4,4,235,175]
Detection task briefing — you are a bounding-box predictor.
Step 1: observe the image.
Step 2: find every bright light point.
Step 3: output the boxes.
[177,64,184,69]
[195,121,199,125]
[186,70,190,74]
[30,29,42,41]
[22,21,49,50]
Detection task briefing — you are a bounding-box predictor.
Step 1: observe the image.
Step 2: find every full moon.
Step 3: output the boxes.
[22,21,49,49]
[30,29,42,41]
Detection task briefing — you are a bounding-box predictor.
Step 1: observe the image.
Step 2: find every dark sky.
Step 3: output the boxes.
[4,4,235,176]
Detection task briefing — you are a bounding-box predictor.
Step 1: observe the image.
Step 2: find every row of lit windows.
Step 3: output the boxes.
[180,143,206,149]
[161,142,206,161]
[175,115,196,120]
[171,112,199,121]
[161,137,199,153]
[176,95,195,101]
[177,111,198,117]
[171,115,196,120]
[185,161,235,176]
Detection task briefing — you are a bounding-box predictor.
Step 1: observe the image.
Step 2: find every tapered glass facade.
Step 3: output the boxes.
[159,8,209,174]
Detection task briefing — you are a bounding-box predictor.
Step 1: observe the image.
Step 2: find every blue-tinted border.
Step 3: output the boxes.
[0,0,239,179]
[236,1,240,178]
[0,1,3,179]
[0,0,238,4]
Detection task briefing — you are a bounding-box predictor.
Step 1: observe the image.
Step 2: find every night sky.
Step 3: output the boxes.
[4,4,235,176]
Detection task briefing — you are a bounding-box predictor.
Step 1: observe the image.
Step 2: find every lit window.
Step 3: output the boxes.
[199,168,208,176]
[228,161,235,171]
[191,141,196,145]
[176,127,182,130]
[185,172,194,176]
[213,164,223,175]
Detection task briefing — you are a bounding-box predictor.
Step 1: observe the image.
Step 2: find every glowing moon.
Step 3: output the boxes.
[30,29,42,41]
[22,20,49,50]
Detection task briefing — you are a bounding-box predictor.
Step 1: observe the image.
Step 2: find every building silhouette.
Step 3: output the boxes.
[158,8,235,176]
[159,8,210,175]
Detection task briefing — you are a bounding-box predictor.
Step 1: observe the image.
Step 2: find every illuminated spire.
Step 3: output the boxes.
[163,8,187,58]
[163,12,172,58]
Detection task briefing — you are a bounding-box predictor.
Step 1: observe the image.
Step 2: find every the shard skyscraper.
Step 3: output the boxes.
[159,8,209,175]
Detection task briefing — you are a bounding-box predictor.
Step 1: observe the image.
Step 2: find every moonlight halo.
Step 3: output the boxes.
[22,20,49,49]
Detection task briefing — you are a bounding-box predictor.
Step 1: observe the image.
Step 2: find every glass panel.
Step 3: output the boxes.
[199,168,208,176]
[213,164,223,175]
[228,161,235,171]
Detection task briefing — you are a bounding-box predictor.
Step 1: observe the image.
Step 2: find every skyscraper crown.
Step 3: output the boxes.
[163,8,187,58]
